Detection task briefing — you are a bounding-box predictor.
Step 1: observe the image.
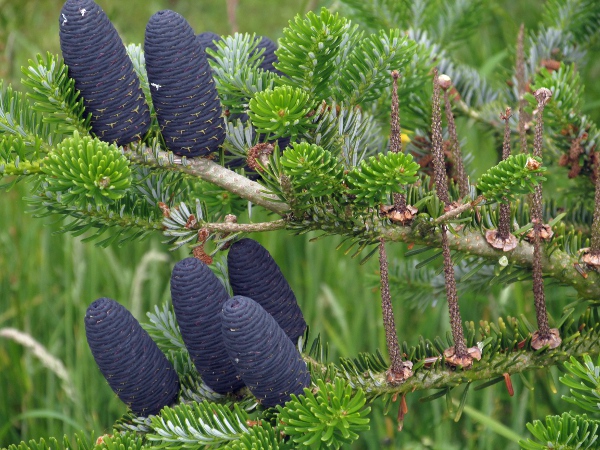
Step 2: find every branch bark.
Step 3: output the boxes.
[124,145,289,215]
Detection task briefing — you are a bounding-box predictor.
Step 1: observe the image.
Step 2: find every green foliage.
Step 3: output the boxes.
[7,433,93,450]
[143,303,186,352]
[210,34,280,115]
[0,134,43,182]
[276,8,351,99]
[126,44,160,140]
[560,354,600,413]
[248,86,316,140]
[542,0,600,43]
[520,412,599,449]
[95,431,145,450]
[0,82,52,147]
[222,423,290,450]
[42,132,131,206]
[527,64,583,133]
[476,154,546,203]
[520,353,600,449]
[147,401,252,447]
[281,142,344,198]
[277,378,370,449]
[7,437,64,450]
[346,151,420,206]
[334,29,416,105]
[20,52,91,137]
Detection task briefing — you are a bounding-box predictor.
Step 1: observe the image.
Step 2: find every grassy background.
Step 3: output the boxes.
[0,0,596,448]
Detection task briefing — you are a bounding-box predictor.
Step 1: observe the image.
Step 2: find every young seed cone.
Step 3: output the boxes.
[145,10,225,157]
[59,0,151,145]
[170,258,245,393]
[85,297,180,416]
[221,296,310,407]
[227,238,307,343]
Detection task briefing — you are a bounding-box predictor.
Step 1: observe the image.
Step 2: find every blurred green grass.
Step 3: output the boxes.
[0,0,593,448]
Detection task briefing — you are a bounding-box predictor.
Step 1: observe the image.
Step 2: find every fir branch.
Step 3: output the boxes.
[209,33,280,114]
[520,412,599,450]
[147,402,251,446]
[122,144,289,215]
[333,29,417,105]
[307,308,600,399]
[0,82,53,151]
[20,52,91,137]
[306,101,384,167]
[560,354,600,414]
[379,223,600,300]
[201,219,287,234]
[276,8,351,98]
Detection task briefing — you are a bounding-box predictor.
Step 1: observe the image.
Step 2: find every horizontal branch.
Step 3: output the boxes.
[123,145,290,215]
[122,144,600,298]
[308,316,600,399]
[380,223,600,299]
[202,219,287,233]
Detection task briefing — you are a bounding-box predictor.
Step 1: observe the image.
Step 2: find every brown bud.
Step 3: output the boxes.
[534,87,552,106]
[437,74,452,90]
[525,157,541,170]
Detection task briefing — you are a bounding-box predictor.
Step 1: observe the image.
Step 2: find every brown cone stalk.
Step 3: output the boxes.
[431,69,451,206]
[378,239,413,384]
[439,74,469,198]
[582,150,600,268]
[382,70,418,224]
[485,108,518,251]
[516,24,530,154]
[431,69,474,367]
[530,88,561,350]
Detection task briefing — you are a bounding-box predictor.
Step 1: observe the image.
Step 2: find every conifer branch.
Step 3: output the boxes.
[201,219,287,233]
[307,308,600,398]
[123,144,289,215]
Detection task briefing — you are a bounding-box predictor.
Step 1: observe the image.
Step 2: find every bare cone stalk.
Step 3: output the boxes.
[590,160,600,254]
[516,23,529,154]
[440,225,470,362]
[486,108,518,250]
[431,69,471,366]
[530,88,561,350]
[378,238,413,384]
[439,74,469,198]
[431,69,451,206]
[390,70,408,214]
[582,151,600,268]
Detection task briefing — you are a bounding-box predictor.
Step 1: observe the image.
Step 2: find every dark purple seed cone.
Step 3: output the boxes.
[221,296,310,407]
[59,0,150,145]
[84,297,180,416]
[227,238,306,343]
[196,32,222,61]
[145,10,225,157]
[170,258,244,393]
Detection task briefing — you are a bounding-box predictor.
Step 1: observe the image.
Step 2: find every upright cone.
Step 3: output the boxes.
[170,257,244,393]
[85,297,180,416]
[59,0,150,145]
[145,10,225,157]
[221,296,310,407]
[227,238,307,343]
